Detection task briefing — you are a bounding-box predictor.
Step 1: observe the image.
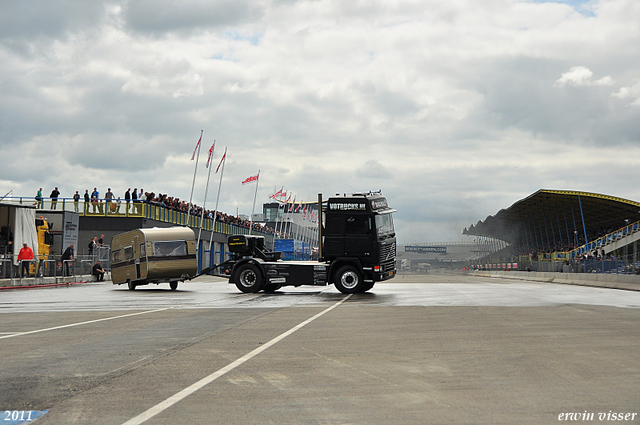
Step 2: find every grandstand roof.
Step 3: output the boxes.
[463,190,640,247]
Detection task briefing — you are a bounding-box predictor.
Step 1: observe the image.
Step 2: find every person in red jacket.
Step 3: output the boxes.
[17,243,34,278]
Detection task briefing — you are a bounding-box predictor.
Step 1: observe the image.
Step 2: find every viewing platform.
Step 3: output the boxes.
[1,196,274,244]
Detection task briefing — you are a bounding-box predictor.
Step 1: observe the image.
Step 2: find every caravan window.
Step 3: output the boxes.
[124,246,134,260]
[112,250,122,263]
[152,241,187,257]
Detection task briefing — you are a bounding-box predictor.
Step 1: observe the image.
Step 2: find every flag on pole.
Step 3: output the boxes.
[277,191,287,202]
[215,151,226,173]
[191,133,202,160]
[205,142,215,168]
[242,173,259,185]
[270,187,284,199]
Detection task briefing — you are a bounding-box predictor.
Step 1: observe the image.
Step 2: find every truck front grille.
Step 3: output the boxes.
[380,242,396,262]
[380,242,396,273]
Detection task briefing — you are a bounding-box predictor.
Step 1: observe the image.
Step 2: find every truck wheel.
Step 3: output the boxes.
[263,284,281,293]
[127,280,136,291]
[235,264,263,293]
[334,265,363,294]
[361,282,375,292]
[169,281,178,291]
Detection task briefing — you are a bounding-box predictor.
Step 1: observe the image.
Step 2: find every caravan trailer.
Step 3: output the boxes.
[111,227,197,290]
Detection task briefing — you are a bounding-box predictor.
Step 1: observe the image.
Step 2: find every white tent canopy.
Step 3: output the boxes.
[13,207,38,264]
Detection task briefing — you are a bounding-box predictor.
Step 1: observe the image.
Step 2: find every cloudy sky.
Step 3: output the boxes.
[1,0,639,243]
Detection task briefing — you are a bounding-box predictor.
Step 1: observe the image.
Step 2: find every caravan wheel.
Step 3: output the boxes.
[127,280,136,291]
[169,281,178,291]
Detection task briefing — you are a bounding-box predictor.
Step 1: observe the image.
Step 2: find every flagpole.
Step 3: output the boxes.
[285,196,294,240]
[249,170,260,235]
[276,199,285,239]
[187,130,203,228]
[284,198,291,239]
[198,141,215,249]
[280,192,292,238]
[209,147,227,257]
[274,192,283,238]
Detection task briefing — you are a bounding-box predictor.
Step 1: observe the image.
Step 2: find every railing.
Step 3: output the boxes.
[569,220,640,259]
[40,259,56,278]
[0,258,14,284]
[0,254,111,286]
[1,196,274,244]
[80,260,93,275]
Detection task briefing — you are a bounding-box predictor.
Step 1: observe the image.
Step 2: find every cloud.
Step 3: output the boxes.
[121,0,264,35]
[0,1,105,43]
[1,0,640,243]
[612,82,640,107]
[555,66,614,87]
[356,160,392,180]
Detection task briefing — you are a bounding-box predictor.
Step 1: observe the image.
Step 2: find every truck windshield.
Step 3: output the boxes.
[375,212,395,238]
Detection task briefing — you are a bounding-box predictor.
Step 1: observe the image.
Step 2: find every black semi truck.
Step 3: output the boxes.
[222,192,396,294]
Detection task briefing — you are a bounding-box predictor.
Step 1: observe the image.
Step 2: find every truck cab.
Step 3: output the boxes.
[323,193,396,287]
[225,192,396,294]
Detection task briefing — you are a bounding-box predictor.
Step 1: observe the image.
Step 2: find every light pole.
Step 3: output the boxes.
[574,230,579,273]
[624,219,629,273]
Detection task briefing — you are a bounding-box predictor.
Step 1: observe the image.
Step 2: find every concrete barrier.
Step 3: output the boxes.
[0,274,98,289]
[475,270,640,291]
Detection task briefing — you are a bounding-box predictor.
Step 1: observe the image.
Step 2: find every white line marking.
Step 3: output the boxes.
[121,294,353,425]
[0,308,174,340]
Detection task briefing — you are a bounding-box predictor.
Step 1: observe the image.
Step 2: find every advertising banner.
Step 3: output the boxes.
[405,246,447,254]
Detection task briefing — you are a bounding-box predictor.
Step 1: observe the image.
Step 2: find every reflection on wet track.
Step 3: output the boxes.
[1,275,640,313]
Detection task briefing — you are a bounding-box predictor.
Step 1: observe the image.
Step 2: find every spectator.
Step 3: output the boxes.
[84,189,90,213]
[111,197,121,214]
[88,237,97,255]
[132,188,138,214]
[92,261,106,282]
[62,244,74,276]
[50,187,60,210]
[105,188,114,206]
[91,188,99,213]
[73,190,80,212]
[125,188,131,212]
[98,234,105,246]
[17,242,34,278]
[35,188,43,208]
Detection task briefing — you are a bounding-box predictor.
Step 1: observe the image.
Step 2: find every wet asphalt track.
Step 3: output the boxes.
[1,273,639,425]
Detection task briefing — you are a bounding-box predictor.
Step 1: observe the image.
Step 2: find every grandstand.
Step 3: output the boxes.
[463,190,640,274]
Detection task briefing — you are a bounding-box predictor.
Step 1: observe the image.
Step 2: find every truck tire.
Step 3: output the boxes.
[169,281,178,291]
[263,284,281,293]
[334,265,364,294]
[235,263,263,293]
[361,282,375,292]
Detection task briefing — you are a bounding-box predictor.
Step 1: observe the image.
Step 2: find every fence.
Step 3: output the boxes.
[0,253,111,286]
[479,253,640,275]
